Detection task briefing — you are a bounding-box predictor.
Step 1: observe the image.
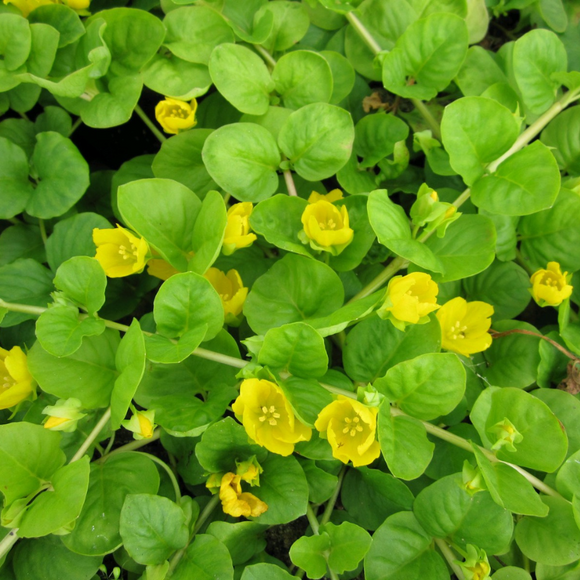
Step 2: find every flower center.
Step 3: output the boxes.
[448,320,468,340]
[169,107,188,119]
[318,218,337,230]
[543,274,562,288]
[259,405,281,426]
[1,374,15,392]
[342,415,364,437]
[118,242,139,261]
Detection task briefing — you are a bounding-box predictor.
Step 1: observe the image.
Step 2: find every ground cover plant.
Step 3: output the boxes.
[1,0,580,579]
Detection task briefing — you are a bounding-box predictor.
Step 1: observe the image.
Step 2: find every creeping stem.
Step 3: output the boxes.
[134,104,167,144]
[434,538,465,580]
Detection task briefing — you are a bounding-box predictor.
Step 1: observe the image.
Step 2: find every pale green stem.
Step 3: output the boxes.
[320,465,347,526]
[254,44,277,68]
[451,188,471,209]
[69,116,83,137]
[434,538,465,580]
[70,407,111,463]
[411,98,442,140]
[348,256,408,302]
[283,169,299,197]
[100,429,161,460]
[0,530,19,562]
[38,219,47,244]
[306,504,320,535]
[168,494,221,577]
[103,431,116,456]
[134,452,181,503]
[345,12,382,55]
[134,104,167,144]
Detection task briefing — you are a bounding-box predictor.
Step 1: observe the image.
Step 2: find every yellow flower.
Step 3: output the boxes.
[122,408,156,440]
[223,203,257,256]
[204,267,248,326]
[2,0,55,16]
[459,545,491,580]
[147,258,180,281]
[300,200,354,255]
[236,456,263,487]
[155,98,198,135]
[93,225,149,278]
[530,262,573,307]
[219,472,268,518]
[314,396,381,467]
[206,472,224,495]
[0,346,35,410]
[436,297,494,357]
[307,189,344,204]
[232,379,312,456]
[62,0,89,9]
[378,272,439,330]
[42,398,86,433]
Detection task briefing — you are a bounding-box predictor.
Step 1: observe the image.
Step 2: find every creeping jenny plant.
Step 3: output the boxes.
[1,1,580,579]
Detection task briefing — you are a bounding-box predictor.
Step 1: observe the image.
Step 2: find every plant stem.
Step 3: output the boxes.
[306,504,320,535]
[411,98,442,140]
[134,104,167,144]
[0,530,19,562]
[491,328,579,361]
[100,428,161,460]
[69,116,83,137]
[38,219,47,244]
[283,169,299,197]
[320,465,347,526]
[345,12,382,55]
[134,452,181,503]
[348,256,407,302]
[254,44,277,68]
[434,538,465,580]
[168,495,221,577]
[70,408,111,463]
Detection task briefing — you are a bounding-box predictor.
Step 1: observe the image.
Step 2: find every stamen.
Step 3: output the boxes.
[261,406,268,413]
[268,418,277,426]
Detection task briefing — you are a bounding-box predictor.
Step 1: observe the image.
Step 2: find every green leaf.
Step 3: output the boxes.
[354,114,409,168]
[26,132,90,219]
[471,141,561,216]
[209,43,274,115]
[249,194,313,258]
[0,14,31,71]
[321,50,355,105]
[341,466,414,531]
[413,473,514,554]
[202,123,281,202]
[35,305,106,357]
[519,188,580,273]
[382,13,468,100]
[516,497,580,566]
[0,224,45,266]
[364,511,449,580]
[471,387,568,472]
[462,260,531,321]
[62,453,160,556]
[241,563,294,580]
[244,253,344,335]
[297,458,337,504]
[367,189,443,273]
[278,102,354,181]
[12,536,101,580]
[35,106,72,137]
[259,322,328,378]
[189,190,227,274]
[513,29,567,115]
[492,568,532,580]
[0,258,53,327]
[0,422,64,506]
[118,178,201,272]
[542,106,580,175]
[172,534,233,580]
[46,212,112,272]
[375,353,466,421]
[251,454,309,525]
[110,319,146,431]
[378,407,435,480]
[441,96,520,186]
[28,5,84,47]
[456,46,508,97]
[471,445,549,517]
[206,521,267,566]
[256,0,310,51]
[28,329,120,409]
[18,457,91,538]
[153,272,223,341]
[279,376,333,427]
[54,256,107,316]
[272,50,333,110]
[480,321,541,388]
[414,214,496,282]
[538,0,568,33]
[289,533,331,579]
[343,316,441,382]
[240,106,294,141]
[87,8,165,74]
[152,130,218,198]
[323,521,372,575]
[0,137,34,220]
[556,449,580,499]
[196,417,267,473]
[119,494,189,565]
[164,6,234,65]
[144,326,207,365]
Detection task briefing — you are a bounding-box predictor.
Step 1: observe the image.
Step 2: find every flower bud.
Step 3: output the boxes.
[42,398,86,433]
[204,268,248,327]
[122,408,156,440]
[489,417,523,453]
